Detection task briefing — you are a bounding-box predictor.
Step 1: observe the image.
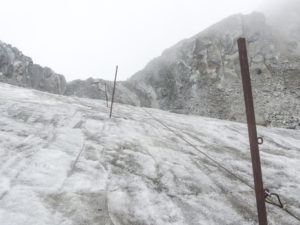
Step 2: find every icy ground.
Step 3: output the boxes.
[0,83,299,225]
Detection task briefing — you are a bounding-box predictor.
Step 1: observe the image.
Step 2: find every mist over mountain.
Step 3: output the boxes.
[1,2,300,224]
[66,11,300,129]
[1,5,300,129]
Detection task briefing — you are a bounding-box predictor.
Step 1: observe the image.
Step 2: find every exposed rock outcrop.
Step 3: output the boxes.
[125,12,300,129]
[0,41,66,94]
[66,12,300,129]
[65,78,138,105]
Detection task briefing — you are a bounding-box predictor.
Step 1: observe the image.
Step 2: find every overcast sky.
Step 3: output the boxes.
[0,0,285,81]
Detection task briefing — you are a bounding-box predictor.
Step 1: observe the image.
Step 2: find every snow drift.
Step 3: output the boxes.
[0,83,299,225]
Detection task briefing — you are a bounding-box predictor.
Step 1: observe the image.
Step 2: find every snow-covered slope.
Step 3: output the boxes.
[0,83,299,225]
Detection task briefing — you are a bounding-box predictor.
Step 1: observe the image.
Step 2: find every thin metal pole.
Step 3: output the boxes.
[237,38,268,225]
[110,65,118,118]
[104,83,108,108]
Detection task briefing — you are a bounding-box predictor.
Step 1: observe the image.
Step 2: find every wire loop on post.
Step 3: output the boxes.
[257,137,263,145]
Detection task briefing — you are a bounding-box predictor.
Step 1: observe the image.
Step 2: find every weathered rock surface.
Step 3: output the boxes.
[0,41,66,94]
[67,12,300,129]
[126,12,300,129]
[66,78,139,106]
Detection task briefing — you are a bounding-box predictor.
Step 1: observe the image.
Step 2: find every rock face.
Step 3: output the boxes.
[67,12,300,129]
[125,12,300,129]
[65,78,138,106]
[0,41,66,94]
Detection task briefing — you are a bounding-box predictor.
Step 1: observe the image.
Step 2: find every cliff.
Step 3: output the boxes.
[0,41,66,94]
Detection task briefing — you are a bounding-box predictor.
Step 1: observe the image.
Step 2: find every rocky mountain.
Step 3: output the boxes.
[2,11,299,129]
[66,77,138,105]
[0,41,66,94]
[126,12,300,129]
[66,12,300,129]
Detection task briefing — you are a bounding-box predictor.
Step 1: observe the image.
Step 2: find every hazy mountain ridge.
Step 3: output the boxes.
[67,12,300,129]
[0,41,66,94]
[1,11,300,129]
[125,12,300,129]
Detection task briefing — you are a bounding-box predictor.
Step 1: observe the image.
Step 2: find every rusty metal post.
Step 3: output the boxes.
[237,38,267,225]
[104,83,108,108]
[110,65,118,118]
